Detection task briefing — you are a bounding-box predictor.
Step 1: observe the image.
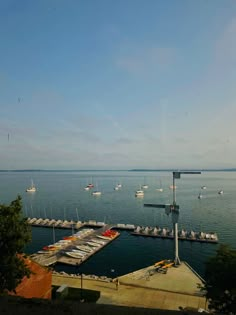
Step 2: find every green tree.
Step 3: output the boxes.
[204,244,236,314]
[0,196,32,293]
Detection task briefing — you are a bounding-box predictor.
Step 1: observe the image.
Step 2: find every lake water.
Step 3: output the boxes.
[1,170,235,278]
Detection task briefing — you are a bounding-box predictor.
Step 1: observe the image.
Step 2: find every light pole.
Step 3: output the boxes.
[76,263,84,302]
[80,273,84,302]
[144,171,201,266]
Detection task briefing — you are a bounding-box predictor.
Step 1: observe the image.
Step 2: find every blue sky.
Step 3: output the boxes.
[1,0,236,170]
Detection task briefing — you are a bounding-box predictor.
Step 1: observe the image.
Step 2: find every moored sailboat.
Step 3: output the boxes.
[156,180,163,192]
[26,180,36,192]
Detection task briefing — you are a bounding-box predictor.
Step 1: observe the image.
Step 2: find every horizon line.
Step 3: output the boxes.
[0,168,236,172]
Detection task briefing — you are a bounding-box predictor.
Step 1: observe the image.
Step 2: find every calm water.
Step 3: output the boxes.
[1,170,235,278]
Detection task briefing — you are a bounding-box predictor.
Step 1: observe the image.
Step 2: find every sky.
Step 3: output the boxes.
[1,0,236,170]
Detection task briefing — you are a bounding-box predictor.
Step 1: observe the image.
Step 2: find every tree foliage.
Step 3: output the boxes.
[204,244,236,314]
[0,196,32,293]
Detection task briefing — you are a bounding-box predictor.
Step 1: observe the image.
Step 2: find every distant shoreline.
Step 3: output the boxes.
[0,168,236,172]
[129,168,236,172]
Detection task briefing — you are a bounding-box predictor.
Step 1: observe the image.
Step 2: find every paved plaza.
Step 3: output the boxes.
[52,262,208,311]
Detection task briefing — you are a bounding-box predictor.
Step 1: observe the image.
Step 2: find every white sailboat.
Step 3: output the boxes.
[198,192,203,199]
[135,186,144,197]
[116,179,122,188]
[141,177,148,189]
[92,182,102,196]
[26,180,36,192]
[156,180,163,192]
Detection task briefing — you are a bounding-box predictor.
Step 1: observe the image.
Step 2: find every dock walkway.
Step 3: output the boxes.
[30,224,120,267]
[27,217,218,243]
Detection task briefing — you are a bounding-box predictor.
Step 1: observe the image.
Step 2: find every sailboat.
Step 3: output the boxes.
[114,180,121,190]
[135,190,144,197]
[26,180,36,192]
[84,177,94,190]
[135,185,144,197]
[92,182,102,196]
[198,192,203,199]
[156,180,163,192]
[141,177,148,189]
[116,180,122,188]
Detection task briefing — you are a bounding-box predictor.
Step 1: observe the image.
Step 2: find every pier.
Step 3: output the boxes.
[132,226,218,243]
[27,217,136,230]
[27,216,219,269]
[30,223,120,267]
[27,217,218,244]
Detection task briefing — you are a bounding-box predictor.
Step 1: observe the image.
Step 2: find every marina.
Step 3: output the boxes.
[0,170,234,278]
[28,217,218,268]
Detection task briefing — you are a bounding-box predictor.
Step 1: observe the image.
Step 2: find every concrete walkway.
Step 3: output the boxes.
[52,262,208,311]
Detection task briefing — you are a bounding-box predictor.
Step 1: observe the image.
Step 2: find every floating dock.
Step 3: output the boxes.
[27,217,135,230]
[131,226,218,243]
[27,217,218,248]
[30,224,120,267]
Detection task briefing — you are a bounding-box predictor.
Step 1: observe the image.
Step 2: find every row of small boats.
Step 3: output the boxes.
[27,180,223,200]
[64,230,119,260]
[39,228,119,259]
[134,226,218,241]
[65,238,107,259]
[40,228,95,252]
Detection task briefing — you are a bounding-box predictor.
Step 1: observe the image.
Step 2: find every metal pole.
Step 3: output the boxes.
[53,224,55,244]
[173,176,176,205]
[80,273,84,302]
[174,221,181,265]
[172,174,180,266]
